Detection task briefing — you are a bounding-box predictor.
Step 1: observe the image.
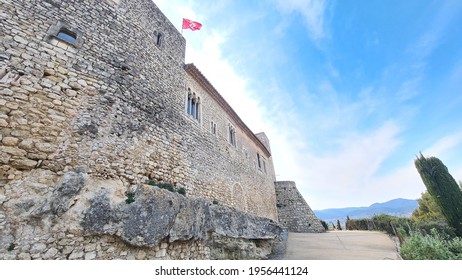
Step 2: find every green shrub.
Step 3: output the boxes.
[401,230,462,260]
[148,180,175,192]
[414,219,456,240]
[346,214,411,235]
[157,183,175,192]
[212,199,219,205]
[7,243,15,252]
[125,192,135,204]
[177,187,186,196]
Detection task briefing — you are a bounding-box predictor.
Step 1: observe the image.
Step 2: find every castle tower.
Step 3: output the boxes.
[275,181,325,232]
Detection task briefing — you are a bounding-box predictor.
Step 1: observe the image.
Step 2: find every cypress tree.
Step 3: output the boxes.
[336,219,342,231]
[414,154,462,236]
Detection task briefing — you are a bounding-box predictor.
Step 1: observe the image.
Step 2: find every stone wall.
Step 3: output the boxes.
[275,181,325,233]
[183,64,277,218]
[0,0,277,222]
[0,0,283,259]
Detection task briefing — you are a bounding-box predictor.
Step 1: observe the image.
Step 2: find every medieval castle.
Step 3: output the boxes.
[0,0,323,260]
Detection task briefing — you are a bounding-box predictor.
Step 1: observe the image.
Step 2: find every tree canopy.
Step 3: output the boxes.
[412,191,444,221]
[415,154,462,237]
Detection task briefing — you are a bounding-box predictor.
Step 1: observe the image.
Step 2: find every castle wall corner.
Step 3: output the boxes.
[275,181,325,233]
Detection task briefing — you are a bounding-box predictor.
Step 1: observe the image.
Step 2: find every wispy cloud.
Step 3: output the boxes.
[293,121,403,208]
[273,0,329,42]
[424,132,462,159]
[395,77,422,102]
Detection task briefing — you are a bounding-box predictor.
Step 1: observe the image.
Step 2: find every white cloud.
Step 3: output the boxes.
[395,77,422,102]
[292,121,403,208]
[273,0,328,42]
[303,132,462,209]
[407,1,462,62]
[424,132,462,158]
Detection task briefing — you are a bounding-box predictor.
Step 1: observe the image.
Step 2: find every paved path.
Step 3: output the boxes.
[283,231,401,260]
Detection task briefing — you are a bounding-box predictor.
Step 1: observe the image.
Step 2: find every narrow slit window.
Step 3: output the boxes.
[187,89,192,115]
[228,123,236,147]
[210,121,217,135]
[195,97,200,119]
[153,30,164,47]
[156,33,163,47]
[191,97,196,117]
[257,153,262,169]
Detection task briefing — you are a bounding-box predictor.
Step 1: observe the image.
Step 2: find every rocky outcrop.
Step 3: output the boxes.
[0,170,283,259]
[80,179,283,252]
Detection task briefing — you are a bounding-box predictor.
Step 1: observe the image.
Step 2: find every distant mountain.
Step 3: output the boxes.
[314,198,419,223]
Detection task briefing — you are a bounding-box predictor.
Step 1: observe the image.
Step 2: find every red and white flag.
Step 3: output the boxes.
[182,18,202,31]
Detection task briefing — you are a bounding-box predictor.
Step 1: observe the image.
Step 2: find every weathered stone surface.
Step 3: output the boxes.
[18,139,34,150]
[1,137,19,146]
[42,248,58,259]
[35,142,57,153]
[275,181,325,233]
[0,0,307,260]
[30,243,47,254]
[51,171,88,216]
[11,158,37,170]
[81,185,282,248]
[1,146,27,157]
[210,205,282,239]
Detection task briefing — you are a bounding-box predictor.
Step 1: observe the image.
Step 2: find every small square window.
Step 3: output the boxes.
[57,28,77,45]
[46,20,83,48]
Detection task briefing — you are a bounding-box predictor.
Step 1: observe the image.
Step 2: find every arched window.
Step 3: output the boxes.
[186,89,200,122]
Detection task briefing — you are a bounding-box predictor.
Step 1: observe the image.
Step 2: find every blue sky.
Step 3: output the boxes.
[154,0,462,210]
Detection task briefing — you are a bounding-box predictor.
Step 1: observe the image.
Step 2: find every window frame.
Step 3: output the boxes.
[210,120,217,135]
[46,20,83,48]
[228,122,237,147]
[186,88,201,123]
[257,152,267,173]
